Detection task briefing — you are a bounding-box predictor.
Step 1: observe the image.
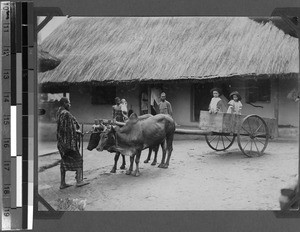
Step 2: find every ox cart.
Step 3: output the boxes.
[87,110,276,158]
[175,111,276,157]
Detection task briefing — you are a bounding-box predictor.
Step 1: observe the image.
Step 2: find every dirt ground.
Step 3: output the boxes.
[38,138,298,211]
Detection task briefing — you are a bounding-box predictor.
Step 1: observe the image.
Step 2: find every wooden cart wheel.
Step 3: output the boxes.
[237,115,269,157]
[205,133,236,151]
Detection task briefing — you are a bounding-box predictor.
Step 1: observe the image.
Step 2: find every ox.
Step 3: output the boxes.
[87,114,161,172]
[87,128,126,173]
[96,113,175,176]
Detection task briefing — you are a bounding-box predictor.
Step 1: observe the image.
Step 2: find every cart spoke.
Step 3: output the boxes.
[255,137,265,146]
[241,126,251,135]
[254,123,263,134]
[224,135,232,142]
[247,119,253,134]
[243,139,251,150]
[253,139,261,155]
[248,140,253,157]
[216,136,220,149]
[209,135,218,143]
[221,136,225,149]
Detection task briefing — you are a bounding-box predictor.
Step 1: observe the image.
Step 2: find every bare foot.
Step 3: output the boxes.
[59,184,72,189]
[76,181,90,187]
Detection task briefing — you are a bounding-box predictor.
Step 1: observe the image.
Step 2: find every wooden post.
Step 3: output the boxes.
[273,78,279,137]
[298,38,300,194]
[147,85,151,114]
[81,123,84,180]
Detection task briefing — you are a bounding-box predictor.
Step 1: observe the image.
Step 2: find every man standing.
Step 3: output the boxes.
[56,97,89,189]
[111,97,126,173]
[158,92,173,117]
[112,97,123,123]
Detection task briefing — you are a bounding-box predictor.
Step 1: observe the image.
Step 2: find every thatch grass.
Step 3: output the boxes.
[39,17,299,84]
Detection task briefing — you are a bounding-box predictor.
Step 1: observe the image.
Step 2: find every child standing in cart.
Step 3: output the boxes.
[227,91,242,115]
[208,88,227,114]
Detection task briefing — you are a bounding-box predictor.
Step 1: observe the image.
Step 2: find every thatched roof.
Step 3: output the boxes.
[39,17,299,84]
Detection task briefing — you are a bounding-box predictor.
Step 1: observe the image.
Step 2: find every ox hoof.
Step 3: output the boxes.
[162,164,169,169]
[132,171,140,177]
[144,159,150,163]
[158,163,164,168]
[120,165,126,170]
[151,161,157,166]
[110,168,116,173]
[126,170,132,175]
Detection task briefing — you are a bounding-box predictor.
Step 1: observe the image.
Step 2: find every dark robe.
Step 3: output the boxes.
[56,107,82,171]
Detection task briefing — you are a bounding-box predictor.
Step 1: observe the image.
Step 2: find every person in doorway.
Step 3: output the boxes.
[120,98,128,121]
[227,91,243,115]
[112,97,123,123]
[56,97,89,189]
[158,92,173,117]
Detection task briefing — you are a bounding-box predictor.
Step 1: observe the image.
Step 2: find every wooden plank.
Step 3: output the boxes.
[199,110,276,137]
[223,113,244,134]
[273,78,279,137]
[147,85,151,114]
[199,111,223,132]
[175,128,210,135]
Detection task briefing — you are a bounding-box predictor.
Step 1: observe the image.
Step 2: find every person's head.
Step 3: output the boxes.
[115,97,121,105]
[212,91,220,98]
[232,95,238,102]
[59,97,71,111]
[210,88,222,98]
[161,92,166,101]
[121,99,127,104]
[229,91,241,102]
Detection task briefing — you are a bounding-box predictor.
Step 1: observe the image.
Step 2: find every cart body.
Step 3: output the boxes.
[199,111,276,137]
[198,111,276,157]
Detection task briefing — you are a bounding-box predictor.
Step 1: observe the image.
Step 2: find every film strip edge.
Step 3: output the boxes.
[1,1,34,230]
[1,1,13,230]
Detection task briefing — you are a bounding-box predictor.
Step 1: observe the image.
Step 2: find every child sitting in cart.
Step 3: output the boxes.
[226,91,242,115]
[209,88,226,114]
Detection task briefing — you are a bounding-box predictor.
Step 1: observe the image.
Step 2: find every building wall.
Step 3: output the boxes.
[54,80,299,127]
[229,80,275,120]
[69,86,113,124]
[228,78,298,127]
[38,79,298,142]
[278,78,299,127]
[164,83,198,127]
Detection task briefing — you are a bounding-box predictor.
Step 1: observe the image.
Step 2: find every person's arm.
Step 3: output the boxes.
[167,102,173,117]
[112,106,115,120]
[59,111,77,151]
[238,101,243,115]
